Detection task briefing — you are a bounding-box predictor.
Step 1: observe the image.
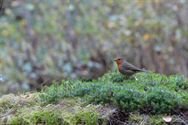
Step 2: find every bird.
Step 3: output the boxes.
[114,57,147,77]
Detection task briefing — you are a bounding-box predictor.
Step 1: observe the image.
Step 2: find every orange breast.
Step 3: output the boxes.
[118,64,123,71]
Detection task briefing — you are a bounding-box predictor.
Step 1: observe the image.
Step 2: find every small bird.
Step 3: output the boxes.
[114,57,146,76]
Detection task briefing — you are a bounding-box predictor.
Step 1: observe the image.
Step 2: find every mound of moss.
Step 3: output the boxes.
[40,71,188,114]
[0,72,187,125]
[0,95,112,125]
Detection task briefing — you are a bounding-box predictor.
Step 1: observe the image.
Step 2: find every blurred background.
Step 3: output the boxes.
[0,0,188,95]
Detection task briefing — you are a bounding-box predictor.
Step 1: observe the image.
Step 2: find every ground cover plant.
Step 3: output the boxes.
[40,71,188,114]
[0,71,187,125]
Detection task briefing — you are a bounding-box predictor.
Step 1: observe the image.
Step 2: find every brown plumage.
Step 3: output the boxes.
[114,57,146,76]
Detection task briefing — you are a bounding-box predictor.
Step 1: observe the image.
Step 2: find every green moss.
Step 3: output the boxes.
[30,110,63,125]
[1,72,188,124]
[61,103,103,125]
[7,98,104,125]
[70,110,100,125]
[8,117,27,125]
[40,72,188,114]
[129,113,143,123]
[9,108,63,125]
[129,114,169,125]
[149,115,167,125]
[0,94,18,114]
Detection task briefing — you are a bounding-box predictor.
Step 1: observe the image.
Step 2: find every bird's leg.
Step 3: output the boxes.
[124,75,129,79]
[128,75,138,80]
[134,76,138,81]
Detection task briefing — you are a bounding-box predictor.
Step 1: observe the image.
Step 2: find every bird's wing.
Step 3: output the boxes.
[122,62,143,71]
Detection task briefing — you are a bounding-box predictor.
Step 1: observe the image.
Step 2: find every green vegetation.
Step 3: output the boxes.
[9,109,63,125]
[1,95,104,125]
[40,72,188,114]
[0,72,187,124]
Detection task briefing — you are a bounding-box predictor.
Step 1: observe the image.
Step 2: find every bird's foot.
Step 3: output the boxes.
[134,76,138,81]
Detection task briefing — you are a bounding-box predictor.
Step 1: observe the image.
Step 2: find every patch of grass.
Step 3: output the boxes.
[70,110,100,125]
[61,102,105,125]
[39,72,188,114]
[0,97,15,114]
[9,108,63,125]
[7,99,105,125]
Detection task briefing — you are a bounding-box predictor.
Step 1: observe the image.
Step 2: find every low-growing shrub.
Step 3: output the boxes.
[39,72,188,114]
[143,88,181,113]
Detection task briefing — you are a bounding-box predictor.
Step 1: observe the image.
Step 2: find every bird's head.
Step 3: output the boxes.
[114,57,124,65]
